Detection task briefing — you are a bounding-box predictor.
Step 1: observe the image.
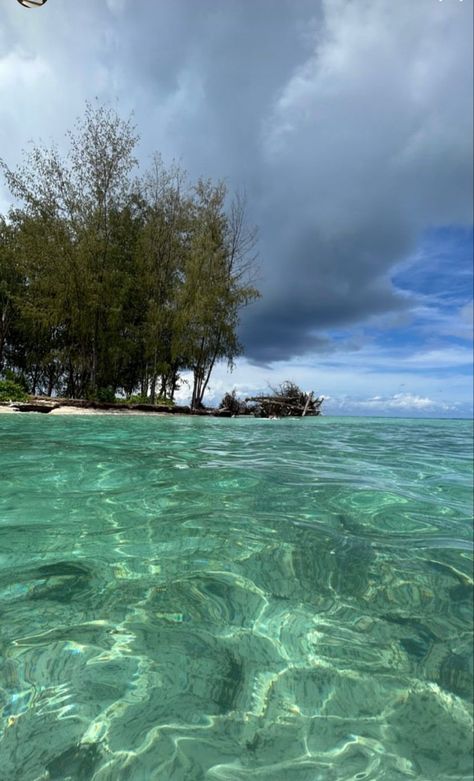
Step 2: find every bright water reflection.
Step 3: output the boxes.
[0,415,472,780]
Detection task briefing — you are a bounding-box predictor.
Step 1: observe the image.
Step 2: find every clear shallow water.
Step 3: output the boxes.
[0,415,472,781]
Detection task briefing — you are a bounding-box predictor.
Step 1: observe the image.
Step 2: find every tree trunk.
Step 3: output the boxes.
[150,375,157,404]
[47,371,55,397]
[150,350,158,403]
[159,374,167,399]
[169,366,179,401]
[66,360,75,398]
[90,338,97,395]
[191,368,203,409]
[31,367,39,396]
[198,343,220,406]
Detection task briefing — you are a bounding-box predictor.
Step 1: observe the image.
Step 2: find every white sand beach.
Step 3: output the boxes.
[0,404,167,416]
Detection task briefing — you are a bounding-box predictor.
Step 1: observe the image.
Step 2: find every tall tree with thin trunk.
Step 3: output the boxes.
[174,180,259,409]
[135,157,187,402]
[1,102,139,397]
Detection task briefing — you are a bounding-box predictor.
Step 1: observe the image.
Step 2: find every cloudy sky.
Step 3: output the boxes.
[1,0,472,416]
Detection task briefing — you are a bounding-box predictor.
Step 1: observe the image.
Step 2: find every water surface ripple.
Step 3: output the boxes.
[0,415,472,780]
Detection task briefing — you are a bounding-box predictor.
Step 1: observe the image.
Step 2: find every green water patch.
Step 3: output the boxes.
[0,415,472,780]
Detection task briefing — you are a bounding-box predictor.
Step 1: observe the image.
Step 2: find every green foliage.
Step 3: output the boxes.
[126,394,149,404]
[93,387,117,404]
[0,379,28,402]
[127,394,174,407]
[3,369,29,390]
[0,104,259,405]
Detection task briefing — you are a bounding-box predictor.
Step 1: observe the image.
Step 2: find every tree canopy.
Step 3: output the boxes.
[0,103,259,406]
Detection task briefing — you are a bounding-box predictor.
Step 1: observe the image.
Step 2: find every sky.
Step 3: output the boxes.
[0,0,472,416]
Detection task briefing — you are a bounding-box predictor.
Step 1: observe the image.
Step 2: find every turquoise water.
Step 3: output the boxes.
[0,415,472,781]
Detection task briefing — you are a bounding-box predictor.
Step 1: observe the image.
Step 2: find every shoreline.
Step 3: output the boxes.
[0,395,321,418]
[0,400,235,418]
[0,404,169,416]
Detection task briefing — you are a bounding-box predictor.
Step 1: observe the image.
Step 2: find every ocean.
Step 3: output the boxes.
[0,415,472,780]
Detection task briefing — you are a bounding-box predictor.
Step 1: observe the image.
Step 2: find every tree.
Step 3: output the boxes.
[1,102,139,398]
[134,157,187,402]
[0,104,260,405]
[174,180,259,409]
[0,218,20,373]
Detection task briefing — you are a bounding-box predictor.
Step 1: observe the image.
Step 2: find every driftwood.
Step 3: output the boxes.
[218,381,323,419]
[217,382,324,418]
[245,395,323,418]
[302,392,314,417]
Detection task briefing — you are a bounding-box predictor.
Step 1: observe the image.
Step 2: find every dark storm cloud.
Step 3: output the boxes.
[1,0,472,363]
[241,223,414,363]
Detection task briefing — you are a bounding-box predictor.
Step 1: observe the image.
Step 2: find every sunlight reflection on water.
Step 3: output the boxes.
[0,415,472,780]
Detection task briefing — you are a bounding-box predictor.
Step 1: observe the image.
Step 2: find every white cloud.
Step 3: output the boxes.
[106,0,126,13]
[0,48,51,90]
[401,346,472,368]
[324,391,467,417]
[172,351,472,418]
[350,393,450,411]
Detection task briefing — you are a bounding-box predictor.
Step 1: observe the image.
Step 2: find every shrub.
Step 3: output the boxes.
[95,387,117,403]
[127,395,174,407]
[0,379,29,403]
[126,394,149,405]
